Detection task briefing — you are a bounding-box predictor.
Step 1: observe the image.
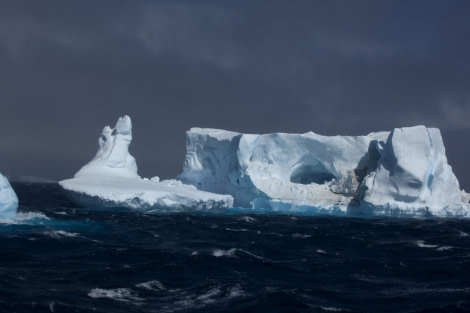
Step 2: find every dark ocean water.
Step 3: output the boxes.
[1,183,470,313]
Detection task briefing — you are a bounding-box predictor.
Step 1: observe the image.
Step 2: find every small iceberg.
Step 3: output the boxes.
[0,172,18,220]
[59,116,233,213]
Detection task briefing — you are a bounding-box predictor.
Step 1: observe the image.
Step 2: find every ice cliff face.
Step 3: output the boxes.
[360,127,465,215]
[59,116,233,212]
[179,126,469,217]
[0,173,18,220]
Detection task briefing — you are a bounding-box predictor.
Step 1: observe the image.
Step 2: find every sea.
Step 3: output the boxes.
[1,182,469,313]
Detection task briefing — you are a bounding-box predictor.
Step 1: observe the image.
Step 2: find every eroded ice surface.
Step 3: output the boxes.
[59,116,233,213]
[179,126,470,217]
[0,173,18,220]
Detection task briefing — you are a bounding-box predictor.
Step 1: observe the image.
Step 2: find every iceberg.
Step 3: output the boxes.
[178,126,470,217]
[0,173,18,220]
[59,116,233,213]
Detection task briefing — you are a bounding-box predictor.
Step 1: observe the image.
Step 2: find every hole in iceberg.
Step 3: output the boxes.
[290,164,336,185]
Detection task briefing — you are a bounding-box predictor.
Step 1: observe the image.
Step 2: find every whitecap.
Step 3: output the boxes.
[167,284,245,312]
[211,247,269,261]
[238,216,258,223]
[415,240,438,248]
[17,211,50,221]
[458,231,469,237]
[437,246,453,251]
[292,233,312,238]
[0,218,16,224]
[196,287,221,303]
[88,288,142,302]
[316,249,326,254]
[212,248,237,257]
[136,280,166,291]
[43,230,81,239]
[225,227,249,232]
[0,212,50,225]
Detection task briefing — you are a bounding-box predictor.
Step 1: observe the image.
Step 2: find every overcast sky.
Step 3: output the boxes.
[1,1,469,189]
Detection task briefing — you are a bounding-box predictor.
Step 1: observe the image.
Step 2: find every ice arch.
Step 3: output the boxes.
[290,163,336,185]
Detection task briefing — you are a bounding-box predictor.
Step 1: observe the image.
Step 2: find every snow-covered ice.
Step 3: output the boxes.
[360,126,466,216]
[58,115,469,217]
[179,126,470,217]
[0,172,18,220]
[59,116,233,213]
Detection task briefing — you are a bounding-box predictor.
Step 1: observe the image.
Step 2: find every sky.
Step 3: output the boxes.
[0,1,469,189]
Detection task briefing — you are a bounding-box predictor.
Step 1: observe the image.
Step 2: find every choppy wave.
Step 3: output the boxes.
[0,211,49,225]
[43,230,82,239]
[0,183,469,313]
[212,248,237,257]
[88,288,143,302]
[86,281,246,313]
[136,280,166,291]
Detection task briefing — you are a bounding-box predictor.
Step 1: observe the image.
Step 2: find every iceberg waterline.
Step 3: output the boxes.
[47,115,467,217]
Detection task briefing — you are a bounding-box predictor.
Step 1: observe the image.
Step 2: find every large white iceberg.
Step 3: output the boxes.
[0,172,18,220]
[178,126,470,217]
[59,116,233,213]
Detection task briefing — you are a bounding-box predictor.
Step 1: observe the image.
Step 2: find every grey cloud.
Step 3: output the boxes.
[0,0,469,190]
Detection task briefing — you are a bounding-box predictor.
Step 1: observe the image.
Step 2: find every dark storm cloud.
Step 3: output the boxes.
[0,1,469,189]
